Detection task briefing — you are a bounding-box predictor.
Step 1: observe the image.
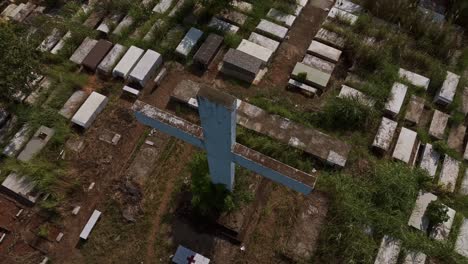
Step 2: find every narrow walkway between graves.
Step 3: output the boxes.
[259,0,331,89]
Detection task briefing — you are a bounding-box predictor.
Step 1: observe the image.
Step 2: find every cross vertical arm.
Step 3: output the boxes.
[132,101,205,150]
[232,144,317,195]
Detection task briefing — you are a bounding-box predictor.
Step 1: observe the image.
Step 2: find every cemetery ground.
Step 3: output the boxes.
[1,0,468,263]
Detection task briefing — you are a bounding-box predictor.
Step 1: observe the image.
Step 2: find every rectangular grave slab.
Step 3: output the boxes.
[385,82,408,118]
[59,91,88,119]
[175,27,204,58]
[456,218,468,257]
[72,92,109,129]
[83,12,103,29]
[172,80,201,104]
[419,144,440,177]
[408,191,438,231]
[338,85,374,106]
[447,124,466,152]
[17,126,55,162]
[3,125,32,158]
[193,34,224,69]
[8,3,25,19]
[267,8,297,27]
[302,54,335,74]
[403,252,427,264]
[128,49,163,88]
[374,235,401,264]
[314,28,345,49]
[256,19,288,41]
[221,49,263,83]
[372,117,398,152]
[328,7,358,24]
[392,127,418,164]
[96,14,123,34]
[248,32,280,53]
[69,37,98,65]
[13,2,36,22]
[404,95,425,124]
[168,0,187,17]
[113,46,145,79]
[459,169,468,195]
[0,173,39,206]
[435,71,460,105]
[461,87,468,115]
[431,206,455,240]
[335,0,363,14]
[143,20,166,42]
[218,10,248,26]
[399,68,430,90]
[237,39,273,65]
[153,0,174,13]
[1,4,18,18]
[429,110,449,140]
[82,40,113,71]
[288,79,317,97]
[231,0,253,13]
[51,31,72,54]
[438,155,460,192]
[464,142,468,161]
[208,17,239,34]
[113,15,133,35]
[292,62,331,90]
[80,210,102,240]
[97,44,127,76]
[307,41,342,63]
[38,28,63,52]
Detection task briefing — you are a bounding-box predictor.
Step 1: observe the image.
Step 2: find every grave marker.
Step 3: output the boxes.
[419,144,440,178]
[392,127,418,164]
[404,95,425,124]
[255,19,289,41]
[292,62,331,89]
[372,117,397,152]
[208,17,239,34]
[307,41,342,63]
[267,8,297,27]
[430,205,456,240]
[113,46,144,79]
[374,235,401,264]
[72,92,108,129]
[302,54,335,74]
[17,126,54,162]
[435,71,460,105]
[129,49,163,87]
[403,252,426,264]
[408,191,438,231]
[429,110,449,140]
[221,49,263,83]
[175,27,204,58]
[438,155,460,192]
[248,32,280,53]
[384,82,408,118]
[69,37,98,65]
[399,68,430,90]
[455,218,468,257]
[237,39,273,65]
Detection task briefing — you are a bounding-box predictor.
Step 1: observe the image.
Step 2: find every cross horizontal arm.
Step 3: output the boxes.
[132,101,205,149]
[232,144,317,195]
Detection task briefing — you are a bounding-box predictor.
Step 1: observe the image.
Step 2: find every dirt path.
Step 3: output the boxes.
[259,2,329,89]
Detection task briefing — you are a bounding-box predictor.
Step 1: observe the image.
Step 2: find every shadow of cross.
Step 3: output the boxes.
[132,86,317,195]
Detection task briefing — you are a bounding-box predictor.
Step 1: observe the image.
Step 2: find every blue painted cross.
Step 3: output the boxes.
[132,86,316,195]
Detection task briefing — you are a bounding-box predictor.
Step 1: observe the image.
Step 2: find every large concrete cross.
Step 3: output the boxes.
[132,86,317,195]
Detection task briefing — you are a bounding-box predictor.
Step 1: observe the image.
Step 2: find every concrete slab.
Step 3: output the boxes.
[83,12,103,29]
[221,49,263,83]
[193,34,224,69]
[0,173,39,206]
[435,71,460,105]
[429,110,449,140]
[13,2,36,22]
[80,210,101,240]
[208,17,239,34]
[328,7,358,24]
[59,91,88,119]
[3,125,32,158]
[461,87,468,116]
[72,92,109,129]
[430,206,456,241]
[288,79,318,97]
[374,235,401,264]
[302,54,335,74]
[113,15,133,35]
[82,40,114,71]
[38,28,63,52]
[69,37,98,65]
[338,85,374,106]
[399,68,430,90]
[447,124,466,152]
[307,40,342,63]
[175,27,204,58]
[291,62,331,89]
[97,44,127,76]
[403,252,427,264]
[8,3,25,19]
[168,0,187,17]
[335,0,363,14]
[231,0,253,13]
[372,117,398,152]
[17,126,55,162]
[384,82,408,118]
[438,155,460,192]
[51,31,72,55]
[419,144,440,178]
[153,0,174,13]
[171,80,201,103]
[459,169,468,195]
[255,19,289,41]
[237,39,273,65]
[248,32,280,53]
[392,127,417,164]
[218,10,248,26]
[455,218,468,257]
[267,8,297,27]
[113,46,145,79]
[314,28,345,49]
[408,191,438,231]
[1,4,18,18]
[129,49,163,87]
[404,95,425,124]
[96,14,123,35]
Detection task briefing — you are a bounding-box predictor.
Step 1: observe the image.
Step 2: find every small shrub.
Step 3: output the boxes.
[425,200,449,233]
[296,72,308,82]
[38,224,49,238]
[224,33,242,49]
[320,97,377,131]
